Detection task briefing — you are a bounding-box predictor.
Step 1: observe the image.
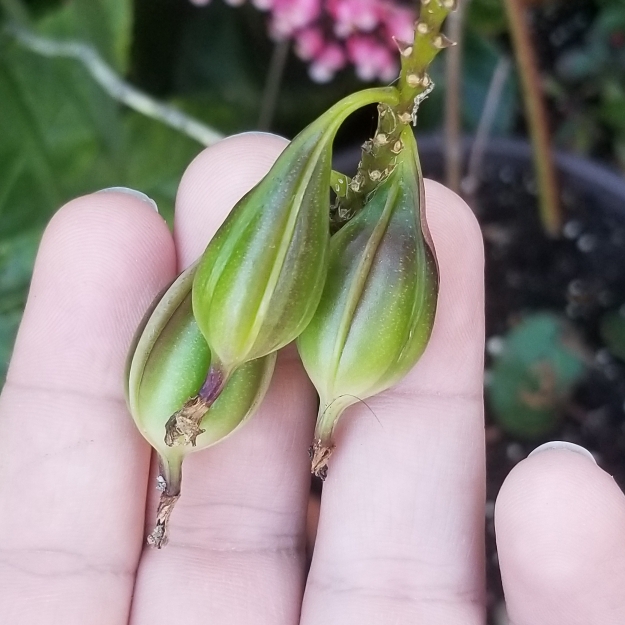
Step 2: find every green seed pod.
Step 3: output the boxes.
[297,126,438,478]
[126,265,276,547]
[165,87,400,446]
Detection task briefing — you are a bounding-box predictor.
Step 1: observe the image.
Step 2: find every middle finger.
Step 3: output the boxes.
[300,181,486,625]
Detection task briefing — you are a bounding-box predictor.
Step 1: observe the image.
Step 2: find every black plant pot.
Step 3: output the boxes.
[335,134,625,228]
[335,135,625,619]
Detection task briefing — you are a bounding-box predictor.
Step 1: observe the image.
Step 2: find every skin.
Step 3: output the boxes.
[1,133,625,624]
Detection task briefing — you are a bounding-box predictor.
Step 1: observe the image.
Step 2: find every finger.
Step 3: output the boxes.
[301,180,486,625]
[131,133,318,625]
[495,444,625,624]
[0,191,176,624]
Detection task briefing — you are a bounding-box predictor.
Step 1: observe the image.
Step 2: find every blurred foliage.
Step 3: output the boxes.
[601,310,625,362]
[467,0,508,35]
[0,0,201,382]
[132,0,366,139]
[519,0,625,167]
[0,231,38,381]
[426,29,518,133]
[1,0,625,384]
[487,313,587,439]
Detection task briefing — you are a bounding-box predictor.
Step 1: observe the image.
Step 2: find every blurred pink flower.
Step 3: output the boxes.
[270,0,322,39]
[347,34,398,82]
[309,43,347,82]
[294,27,325,60]
[191,0,415,83]
[328,0,380,37]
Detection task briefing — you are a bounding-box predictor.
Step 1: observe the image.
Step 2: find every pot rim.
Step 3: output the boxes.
[334,134,625,211]
[416,134,625,204]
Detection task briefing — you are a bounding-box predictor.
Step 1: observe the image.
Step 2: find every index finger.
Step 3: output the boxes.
[0,191,176,624]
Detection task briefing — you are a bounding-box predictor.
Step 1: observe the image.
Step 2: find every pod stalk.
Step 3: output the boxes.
[147,453,183,549]
[310,395,355,479]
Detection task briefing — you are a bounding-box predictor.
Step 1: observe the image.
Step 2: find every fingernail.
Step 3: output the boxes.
[97,187,158,213]
[528,441,596,464]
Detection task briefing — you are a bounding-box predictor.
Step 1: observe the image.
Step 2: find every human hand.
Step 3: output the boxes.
[1,133,624,625]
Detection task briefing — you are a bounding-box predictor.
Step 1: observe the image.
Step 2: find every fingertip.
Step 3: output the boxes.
[44,189,170,253]
[496,447,623,555]
[495,448,625,621]
[174,132,288,268]
[398,179,485,396]
[9,191,176,394]
[423,178,484,272]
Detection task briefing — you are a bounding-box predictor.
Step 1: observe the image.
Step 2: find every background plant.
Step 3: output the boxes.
[1,0,625,388]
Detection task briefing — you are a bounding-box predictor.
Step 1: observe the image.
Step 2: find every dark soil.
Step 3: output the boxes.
[419,138,625,622]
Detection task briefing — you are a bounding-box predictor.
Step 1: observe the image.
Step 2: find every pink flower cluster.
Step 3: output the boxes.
[190,0,416,83]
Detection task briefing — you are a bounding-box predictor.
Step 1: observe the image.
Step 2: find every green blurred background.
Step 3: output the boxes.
[1,0,624,383]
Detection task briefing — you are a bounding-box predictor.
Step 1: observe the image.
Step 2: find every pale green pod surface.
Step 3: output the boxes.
[192,88,400,373]
[126,265,276,547]
[165,88,400,447]
[297,126,438,477]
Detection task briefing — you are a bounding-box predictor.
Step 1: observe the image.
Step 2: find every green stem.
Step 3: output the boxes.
[444,0,470,193]
[258,39,290,131]
[398,0,456,115]
[503,0,562,237]
[6,22,224,147]
[158,452,183,497]
[331,0,456,227]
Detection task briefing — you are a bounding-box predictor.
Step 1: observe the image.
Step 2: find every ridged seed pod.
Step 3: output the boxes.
[297,126,438,478]
[165,87,400,447]
[126,265,276,547]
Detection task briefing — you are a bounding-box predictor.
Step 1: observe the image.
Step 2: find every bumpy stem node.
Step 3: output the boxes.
[331,0,456,227]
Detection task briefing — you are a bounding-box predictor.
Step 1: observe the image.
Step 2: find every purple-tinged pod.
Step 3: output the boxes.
[297,126,439,478]
[126,265,276,548]
[165,87,400,447]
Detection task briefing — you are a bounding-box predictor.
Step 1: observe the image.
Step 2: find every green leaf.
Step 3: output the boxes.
[0,229,41,385]
[0,229,40,307]
[37,0,133,71]
[0,309,22,385]
[0,1,203,380]
[488,313,587,439]
[122,111,200,224]
[601,310,625,362]
[0,45,123,237]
